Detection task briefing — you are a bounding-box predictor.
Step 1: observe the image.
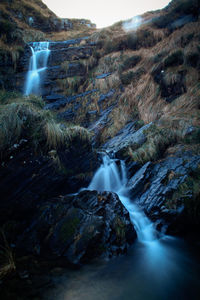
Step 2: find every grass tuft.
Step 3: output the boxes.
[44,120,65,149]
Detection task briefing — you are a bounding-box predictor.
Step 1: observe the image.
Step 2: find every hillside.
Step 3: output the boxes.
[15,0,199,157]
[0,0,200,298]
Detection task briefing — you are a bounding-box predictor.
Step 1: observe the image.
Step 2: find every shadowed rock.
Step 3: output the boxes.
[127,151,200,234]
[104,122,153,157]
[44,89,98,110]
[16,190,136,264]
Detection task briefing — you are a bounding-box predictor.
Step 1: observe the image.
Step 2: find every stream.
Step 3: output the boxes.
[22,44,200,299]
[44,154,200,300]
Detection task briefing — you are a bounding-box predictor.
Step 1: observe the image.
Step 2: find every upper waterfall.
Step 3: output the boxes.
[24,41,50,96]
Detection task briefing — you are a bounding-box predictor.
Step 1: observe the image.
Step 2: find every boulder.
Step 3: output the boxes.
[16,190,136,264]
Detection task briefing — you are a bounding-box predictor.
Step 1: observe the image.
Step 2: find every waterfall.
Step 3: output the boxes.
[24,41,50,96]
[88,154,157,242]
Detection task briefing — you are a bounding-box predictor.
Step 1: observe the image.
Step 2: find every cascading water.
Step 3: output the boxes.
[88,154,157,242]
[24,41,50,96]
[45,153,200,300]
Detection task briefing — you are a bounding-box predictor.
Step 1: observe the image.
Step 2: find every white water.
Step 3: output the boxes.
[24,41,50,96]
[45,154,200,300]
[88,154,157,243]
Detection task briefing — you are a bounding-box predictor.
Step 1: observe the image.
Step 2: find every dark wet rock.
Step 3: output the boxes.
[44,89,97,110]
[96,73,112,79]
[96,89,116,113]
[125,160,141,178]
[104,122,153,157]
[98,89,115,105]
[127,162,152,198]
[49,37,89,50]
[45,93,67,103]
[88,110,98,115]
[89,105,116,146]
[46,62,86,81]
[15,191,136,264]
[127,152,200,234]
[57,109,75,121]
[55,18,73,31]
[0,137,98,227]
[48,46,93,66]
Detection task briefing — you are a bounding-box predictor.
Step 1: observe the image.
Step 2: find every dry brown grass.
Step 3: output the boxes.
[65,125,91,144]
[92,73,120,92]
[57,14,200,148]
[47,27,96,41]
[23,0,55,18]
[44,120,65,149]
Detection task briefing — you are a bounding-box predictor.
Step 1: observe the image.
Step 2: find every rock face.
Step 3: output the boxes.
[15,190,135,264]
[0,137,98,226]
[0,138,136,264]
[45,90,97,110]
[127,150,200,235]
[16,37,96,96]
[104,122,153,156]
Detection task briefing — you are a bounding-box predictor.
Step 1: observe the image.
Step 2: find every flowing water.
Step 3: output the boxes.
[24,41,50,96]
[88,155,157,242]
[45,154,200,300]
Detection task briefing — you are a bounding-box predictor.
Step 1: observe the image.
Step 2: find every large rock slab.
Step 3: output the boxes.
[48,46,93,66]
[17,190,136,264]
[44,89,97,110]
[127,151,200,234]
[104,122,153,157]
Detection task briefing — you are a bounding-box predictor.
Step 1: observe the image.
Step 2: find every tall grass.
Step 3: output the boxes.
[44,120,65,149]
[0,92,91,160]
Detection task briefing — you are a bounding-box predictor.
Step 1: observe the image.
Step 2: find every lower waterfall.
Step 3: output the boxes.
[47,154,200,300]
[88,154,157,242]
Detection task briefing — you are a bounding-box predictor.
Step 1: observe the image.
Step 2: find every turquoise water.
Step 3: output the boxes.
[44,155,200,300]
[45,237,200,300]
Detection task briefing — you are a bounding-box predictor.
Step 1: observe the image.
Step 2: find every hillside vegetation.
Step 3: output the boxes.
[48,0,200,159]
